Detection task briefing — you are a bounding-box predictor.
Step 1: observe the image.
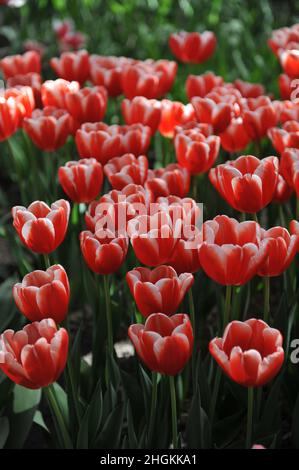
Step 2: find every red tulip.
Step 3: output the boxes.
[209,155,279,213]
[50,49,90,84]
[80,228,128,274]
[174,121,213,138]
[75,122,151,165]
[186,72,224,100]
[0,51,41,80]
[7,72,42,107]
[145,163,190,199]
[121,96,161,135]
[198,215,268,285]
[175,128,220,175]
[5,86,35,123]
[0,96,19,141]
[273,174,293,203]
[60,32,86,51]
[155,195,200,226]
[126,265,194,318]
[280,49,299,79]
[290,219,299,240]
[104,154,148,190]
[268,120,299,154]
[64,86,107,124]
[219,118,250,153]
[280,148,299,197]
[23,107,73,151]
[257,226,299,277]
[53,19,73,40]
[209,319,284,387]
[58,158,103,203]
[241,97,278,141]
[12,199,70,254]
[90,55,134,97]
[268,24,299,56]
[0,319,68,389]
[128,313,193,375]
[153,59,177,96]
[169,31,216,64]
[234,79,264,98]
[127,211,178,266]
[13,265,70,323]
[278,74,293,100]
[279,101,299,123]
[158,100,195,138]
[41,79,80,109]
[192,97,232,134]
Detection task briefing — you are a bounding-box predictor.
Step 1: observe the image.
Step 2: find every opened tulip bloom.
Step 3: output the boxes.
[12,199,70,254]
[209,319,284,387]
[104,154,149,190]
[0,319,68,389]
[209,155,279,213]
[186,72,224,100]
[126,266,194,318]
[58,158,103,203]
[121,96,161,135]
[198,215,268,285]
[0,51,41,79]
[80,228,128,274]
[64,86,107,124]
[169,31,216,63]
[128,313,193,375]
[13,265,70,323]
[50,49,90,84]
[145,163,190,199]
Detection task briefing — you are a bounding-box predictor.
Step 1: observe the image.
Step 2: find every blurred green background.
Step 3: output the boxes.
[0,0,299,96]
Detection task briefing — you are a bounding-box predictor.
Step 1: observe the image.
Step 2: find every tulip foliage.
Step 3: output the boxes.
[1,5,299,452]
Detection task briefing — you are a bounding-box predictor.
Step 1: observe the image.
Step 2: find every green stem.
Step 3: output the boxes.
[43,254,51,269]
[296,198,299,221]
[188,288,196,384]
[66,360,81,427]
[223,284,232,328]
[103,275,113,357]
[44,384,73,449]
[147,372,158,447]
[246,387,254,449]
[263,276,270,324]
[252,212,259,224]
[7,138,27,203]
[169,375,178,449]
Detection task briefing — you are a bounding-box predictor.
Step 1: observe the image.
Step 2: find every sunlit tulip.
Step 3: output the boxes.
[58,158,103,203]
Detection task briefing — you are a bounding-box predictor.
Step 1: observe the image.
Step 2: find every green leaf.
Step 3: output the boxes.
[13,386,41,414]
[33,410,49,433]
[186,387,211,449]
[96,403,124,449]
[0,417,9,449]
[292,394,299,449]
[126,401,138,449]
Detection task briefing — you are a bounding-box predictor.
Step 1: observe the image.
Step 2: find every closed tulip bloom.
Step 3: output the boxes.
[159,100,195,138]
[58,158,103,203]
[257,227,299,277]
[122,64,162,100]
[280,49,299,79]
[209,319,284,387]
[121,96,161,135]
[50,49,90,84]
[219,118,250,153]
[209,155,279,213]
[13,265,70,323]
[80,228,128,275]
[241,97,278,141]
[280,148,299,197]
[0,96,19,141]
[7,72,42,108]
[186,72,224,100]
[12,199,70,254]
[0,319,68,389]
[198,215,268,286]
[41,79,80,109]
[0,51,41,80]
[290,220,299,241]
[192,97,232,134]
[234,79,264,98]
[174,121,213,138]
[145,163,190,199]
[5,86,35,124]
[90,55,133,97]
[278,74,293,100]
[280,101,299,123]
[127,211,178,266]
[268,121,299,154]
[168,226,202,274]
[273,174,293,203]
[23,107,73,151]
[155,195,200,226]
[175,129,220,175]
[64,86,107,124]
[153,59,177,96]
[169,31,216,64]
[126,266,194,318]
[104,154,149,190]
[129,313,193,375]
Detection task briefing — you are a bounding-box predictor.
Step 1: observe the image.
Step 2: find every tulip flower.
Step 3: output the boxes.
[198,215,268,286]
[279,49,299,79]
[7,72,42,108]
[219,118,250,153]
[0,95,19,141]
[234,79,264,98]
[290,220,299,244]
[13,265,70,323]
[126,266,194,318]
[192,97,232,134]
[280,101,299,123]
[5,86,35,124]
[41,78,80,109]
[50,49,90,84]
[186,72,224,100]
[121,96,161,135]
[80,228,128,275]
[145,163,190,199]
[174,121,213,138]
[58,158,103,203]
[75,122,151,165]
[64,86,107,124]
[0,51,41,80]
[104,154,149,190]
[209,155,279,213]
[273,174,293,204]
[169,31,216,63]
[0,318,68,389]
[241,97,278,141]
[90,55,133,96]
[209,318,284,387]
[158,100,195,138]
[168,226,202,274]
[280,148,299,198]
[23,107,73,151]
[278,74,293,100]
[268,120,299,154]
[174,128,220,175]
[12,199,70,254]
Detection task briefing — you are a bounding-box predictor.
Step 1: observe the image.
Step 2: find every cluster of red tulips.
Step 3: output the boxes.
[1,26,299,450]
